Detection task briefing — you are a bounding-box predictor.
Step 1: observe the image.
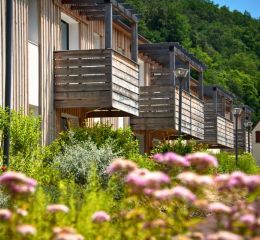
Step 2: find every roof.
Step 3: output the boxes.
[61,0,139,23]
[234,105,254,113]
[139,42,207,72]
[253,121,260,131]
[204,85,235,100]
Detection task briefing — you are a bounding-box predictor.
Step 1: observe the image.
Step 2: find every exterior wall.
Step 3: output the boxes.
[0,0,29,112]
[252,122,260,165]
[0,0,139,144]
[0,0,6,107]
[40,0,61,144]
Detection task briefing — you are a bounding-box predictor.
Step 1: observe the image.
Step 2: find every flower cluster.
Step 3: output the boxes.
[0,171,37,194]
[53,227,84,240]
[153,152,218,171]
[91,211,111,223]
[106,158,138,175]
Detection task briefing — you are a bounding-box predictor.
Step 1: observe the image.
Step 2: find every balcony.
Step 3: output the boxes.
[54,49,139,117]
[202,86,234,148]
[131,86,204,139]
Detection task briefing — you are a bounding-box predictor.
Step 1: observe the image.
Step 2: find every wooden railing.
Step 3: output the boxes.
[217,115,234,148]
[54,49,139,116]
[175,89,204,139]
[131,86,204,139]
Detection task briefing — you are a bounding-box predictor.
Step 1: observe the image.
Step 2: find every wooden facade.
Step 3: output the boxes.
[0,0,29,112]
[235,105,253,152]
[131,43,205,152]
[0,0,141,144]
[202,86,234,149]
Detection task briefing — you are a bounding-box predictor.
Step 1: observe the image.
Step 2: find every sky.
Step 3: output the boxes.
[212,0,260,18]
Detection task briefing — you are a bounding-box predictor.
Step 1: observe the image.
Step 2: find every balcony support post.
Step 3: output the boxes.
[105,3,113,49]
[131,22,138,62]
[169,47,176,128]
[198,72,203,100]
[169,47,176,85]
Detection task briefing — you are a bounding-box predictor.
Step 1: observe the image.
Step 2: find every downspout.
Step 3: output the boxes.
[3,0,13,167]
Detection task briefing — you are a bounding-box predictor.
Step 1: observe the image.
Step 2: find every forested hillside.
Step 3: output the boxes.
[127,0,260,122]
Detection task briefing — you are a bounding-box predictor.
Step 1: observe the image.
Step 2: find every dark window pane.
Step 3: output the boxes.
[61,20,69,50]
[256,131,260,143]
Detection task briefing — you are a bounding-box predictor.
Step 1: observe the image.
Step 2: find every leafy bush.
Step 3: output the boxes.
[53,139,118,185]
[57,124,139,158]
[217,151,260,174]
[151,138,208,156]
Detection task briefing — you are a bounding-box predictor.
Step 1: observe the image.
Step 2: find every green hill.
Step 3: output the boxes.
[127,0,260,122]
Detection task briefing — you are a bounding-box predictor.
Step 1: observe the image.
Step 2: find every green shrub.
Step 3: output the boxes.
[217,151,260,174]
[151,138,208,156]
[57,124,139,158]
[10,110,41,158]
[53,139,118,185]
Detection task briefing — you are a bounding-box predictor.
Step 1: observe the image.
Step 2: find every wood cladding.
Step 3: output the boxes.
[131,86,204,140]
[0,0,28,112]
[40,0,61,144]
[54,49,139,116]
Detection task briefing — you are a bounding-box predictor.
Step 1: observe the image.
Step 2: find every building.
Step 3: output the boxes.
[252,121,260,165]
[233,105,253,153]
[0,0,140,144]
[131,43,206,153]
[201,86,234,149]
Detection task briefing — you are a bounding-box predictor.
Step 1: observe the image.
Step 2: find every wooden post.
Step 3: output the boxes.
[105,3,113,49]
[169,47,175,86]
[169,47,176,128]
[131,22,138,62]
[198,71,203,100]
[214,87,218,114]
[187,62,191,92]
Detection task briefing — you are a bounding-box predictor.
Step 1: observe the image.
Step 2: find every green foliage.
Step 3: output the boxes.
[55,124,139,159]
[54,139,118,185]
[126,0,260,122]
[217,152,260,174]
[151,139,208,156]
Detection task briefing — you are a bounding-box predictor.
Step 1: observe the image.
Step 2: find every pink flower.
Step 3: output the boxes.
[0,171,37,194]
[177,172,214,186]
[227,171,248,188]
[239,214,256,226]
[91,211,111,223]
[0,209,12,220]
[106,158,137,175]
[171,186,197,203]
[16,224,36,236]
[17,208,28,217]
[207,231,242,240]
[53,227,84,240]
[153,152,190,167]
[125,169,170,190]
[47,204,69,213]
[245,175,260,191]
[153,188,174,201]
[185,153,218,170]
[208,202,232,214]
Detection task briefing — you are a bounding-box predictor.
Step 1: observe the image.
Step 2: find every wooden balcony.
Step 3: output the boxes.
[54,49,139,117]
[130,86,204,139]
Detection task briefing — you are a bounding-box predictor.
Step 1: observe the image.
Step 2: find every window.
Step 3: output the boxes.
[28,0,39,44]
[94,33,103,49]
[256,131,260,143]
[61,13,79,50]
[138,59,145,86]
[61,20,69,50]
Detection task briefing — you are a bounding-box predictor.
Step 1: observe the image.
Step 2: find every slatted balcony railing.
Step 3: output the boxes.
[217,115,234,148]
[131,86,204,139]
[54,49,139,116]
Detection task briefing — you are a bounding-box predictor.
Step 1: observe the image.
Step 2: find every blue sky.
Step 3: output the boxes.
[212,0,260,18]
